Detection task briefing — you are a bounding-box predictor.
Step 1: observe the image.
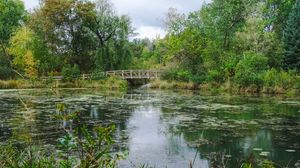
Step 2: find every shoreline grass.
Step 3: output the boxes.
[149,79,299,96]
[0,77,128,91]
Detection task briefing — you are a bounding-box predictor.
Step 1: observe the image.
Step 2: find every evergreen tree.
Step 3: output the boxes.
[283,0,300,71]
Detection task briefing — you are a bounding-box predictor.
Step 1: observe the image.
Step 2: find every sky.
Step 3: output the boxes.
[23,0,206,39]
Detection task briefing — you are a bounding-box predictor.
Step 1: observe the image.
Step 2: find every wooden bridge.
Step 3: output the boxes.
[106,70,161,79]
[41,70,161,80]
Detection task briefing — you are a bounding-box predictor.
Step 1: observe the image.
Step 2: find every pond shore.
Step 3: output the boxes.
[1,78,300,97]
[0,77,128,91]
[149,79,300,96]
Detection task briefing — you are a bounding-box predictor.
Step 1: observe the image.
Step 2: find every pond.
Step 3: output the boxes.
[0,89,299,167]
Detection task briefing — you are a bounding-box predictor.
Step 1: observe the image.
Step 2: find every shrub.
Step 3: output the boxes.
[162,68,193,82]
[91,69,106,80]
[161,67,179,81]
[262,69,296,91]
[234,52,268,88]
[61,64,80,82]
[262,68,277,87]
[0,65,12,80]
[276,70,296,89]
[206,70,223,83]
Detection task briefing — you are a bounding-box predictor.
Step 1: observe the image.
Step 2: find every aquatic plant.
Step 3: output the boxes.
[0,104,126,168]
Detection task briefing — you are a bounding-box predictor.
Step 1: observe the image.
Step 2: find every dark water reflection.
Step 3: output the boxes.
[0,89,300,167]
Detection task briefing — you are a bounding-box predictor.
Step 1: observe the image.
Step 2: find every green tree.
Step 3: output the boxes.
[203,0,257,50]
[283,0,300,71]
[30,0,96,73]
[8,27,38,78]
[0,0,25,79]
[235,52,268,88]
[263,0,296,37]
[77,0,133,71]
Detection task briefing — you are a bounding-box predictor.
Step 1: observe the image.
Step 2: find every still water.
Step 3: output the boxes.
[0,89,299,167]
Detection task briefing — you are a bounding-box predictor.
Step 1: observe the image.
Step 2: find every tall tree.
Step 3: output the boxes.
[283,0,300,71]
[263,0,296,37]
[8,27,38,78]
[208,0,257,50]
[77,0,133,70]
[30,0,96,72]
[0,0,25,79]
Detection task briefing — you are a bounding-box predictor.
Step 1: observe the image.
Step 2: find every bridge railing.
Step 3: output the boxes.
[106,70,161,79]
[39,70,162,80]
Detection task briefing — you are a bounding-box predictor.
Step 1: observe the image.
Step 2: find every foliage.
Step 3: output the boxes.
[0,0,25,79]
[0,105,126,168]
[0,126,123,168]
[0,0,300,94]
[262,69,296,94]
[0,0,25,44]
[283,0,300,71]
[61,64,81,82]
[0,59,12,79]
[234,52,268,88]
[77,0,133,71]
[91,70,106,80]
[8,26,39,78]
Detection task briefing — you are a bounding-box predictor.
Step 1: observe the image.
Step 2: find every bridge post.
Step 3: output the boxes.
[139,70,141,78]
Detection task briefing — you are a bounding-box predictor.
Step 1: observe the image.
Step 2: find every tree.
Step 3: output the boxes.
[235,52,268,88]
[0,0,25,79]
[8,27,38,78]
[164,8,186,35]
[263,0,296,37]
[0,0,25,51]
[203,0,257,50]
[30,0,96,73]
[283,0,300,71]
[77,0,133,70]
[234,8,284,68]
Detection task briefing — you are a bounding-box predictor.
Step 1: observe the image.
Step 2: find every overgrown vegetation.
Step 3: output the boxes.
[1,0,300,94]
[0,76,127,90]
[146,0,300,94]
[0,103,125,168]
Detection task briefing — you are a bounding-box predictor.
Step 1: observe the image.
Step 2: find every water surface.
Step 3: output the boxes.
[0,89,299,167]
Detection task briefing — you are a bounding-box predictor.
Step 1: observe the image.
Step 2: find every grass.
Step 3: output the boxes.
[150,79,300,96]
[0,76,128,91]
[150,79,198,90]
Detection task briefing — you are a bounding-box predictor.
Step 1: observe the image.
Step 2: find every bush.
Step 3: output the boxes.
[234,52,268,88]
[162,68,192,82]
[91,69,106,80]
[262,69,296,91]
[61,64,80,82]
[206,70,224,83]
[262,68,277,87]
[276,70,296,89]
[0,65,12,80]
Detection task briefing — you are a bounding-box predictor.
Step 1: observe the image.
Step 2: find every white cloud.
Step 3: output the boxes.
[22,0,205,39]
[23,0,39,10]
[134,26,166,40]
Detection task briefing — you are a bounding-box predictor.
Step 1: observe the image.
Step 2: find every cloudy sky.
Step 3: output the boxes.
[23,0,206,39]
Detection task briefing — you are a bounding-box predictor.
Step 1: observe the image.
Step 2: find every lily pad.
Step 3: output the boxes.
[259,151,270,156]
[253,148,263,151]
[285,149,296,153]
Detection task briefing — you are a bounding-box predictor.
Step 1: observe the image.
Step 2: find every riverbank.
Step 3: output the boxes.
[0,77,128,91]
[149,79,300,96]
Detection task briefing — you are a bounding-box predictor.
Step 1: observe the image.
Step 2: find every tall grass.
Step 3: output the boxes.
[0,76,128,91]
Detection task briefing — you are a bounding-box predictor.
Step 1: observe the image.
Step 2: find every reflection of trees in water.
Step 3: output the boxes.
[158,93,300,166]
[0,91,138,148]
